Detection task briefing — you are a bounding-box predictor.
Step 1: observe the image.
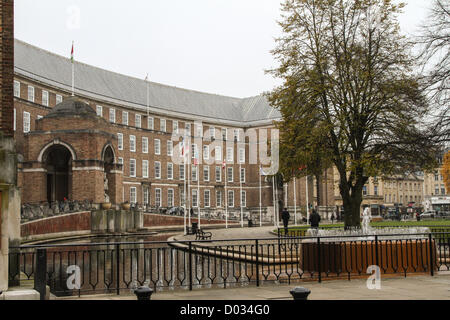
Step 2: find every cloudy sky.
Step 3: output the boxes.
[15,0,432,98]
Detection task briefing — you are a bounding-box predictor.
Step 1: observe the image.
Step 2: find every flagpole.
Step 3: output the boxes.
[224,162,228,229]
[259,166,262,227]
[183,157,187,235]
[240,163,243,228]
[294,176,297,226]
[188,143,191,228]
[306,175,310,225]
[197,163,201,229]
[272,176,276,228]
[71,41,75,96]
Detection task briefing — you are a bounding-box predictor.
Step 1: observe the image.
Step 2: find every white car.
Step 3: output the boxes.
[420,211,436,219]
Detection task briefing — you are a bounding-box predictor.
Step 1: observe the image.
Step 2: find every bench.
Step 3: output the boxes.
[195,229,212,241]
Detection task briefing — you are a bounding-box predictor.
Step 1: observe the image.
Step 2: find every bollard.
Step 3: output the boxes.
[290,287,311,300]
[134,286,154,300]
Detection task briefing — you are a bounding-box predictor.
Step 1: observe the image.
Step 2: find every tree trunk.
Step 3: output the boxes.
[338,168,365,229]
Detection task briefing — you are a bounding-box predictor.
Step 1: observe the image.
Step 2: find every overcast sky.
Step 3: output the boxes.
[15,0,432,98]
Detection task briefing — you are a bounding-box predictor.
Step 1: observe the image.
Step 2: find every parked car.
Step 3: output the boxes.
[420,211,436,219]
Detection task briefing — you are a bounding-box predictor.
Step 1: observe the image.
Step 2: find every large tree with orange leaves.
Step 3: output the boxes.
[442,151,450,192]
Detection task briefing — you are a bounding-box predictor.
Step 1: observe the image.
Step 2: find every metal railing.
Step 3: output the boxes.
[8,232,450,299]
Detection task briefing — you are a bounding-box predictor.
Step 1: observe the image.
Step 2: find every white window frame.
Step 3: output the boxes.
[28,86,35,102]
[118,133,123,151]
[239,148,245,163]
[167,163,174,180]
[168,189,174,207]
[210,126,215,139]
[192,189,198,208]
[240,168,246,183]
[154,139,161,155]
[142,160,149,178]
[148,117,154,130]
[160,119,166,132]
[234,129,240,142]
[203,145,210,160]
[122,111,129,125]
[167,141,173,156]
[155,189,162,207]
[203,166,210,182]
[179,164,185,180]
[118,157,124,165]
[143,187,149,205]
[215,146,222,161]
[23,111,30,133]
[215,166,222,182]
[241,191,246,207]
[228,190,234,208]
[109,108,116,123]
[204,190,211,208]
[155,161,161,179]
[173,121,178,134]
[227,147,234,162]
[222,128,227,141]
[96,105,103,117]
[196,125,203,137]
[192,165,198,181]
[56,94,63,104]
[227,167,233,183]
[142,137,148,154]
[14,81,20,98]
[135,114,142,128]
[42,90,49,107]
[130,135,136,152]
[130,187,137,204]
[130,159,136,178]
[216,190,222,208]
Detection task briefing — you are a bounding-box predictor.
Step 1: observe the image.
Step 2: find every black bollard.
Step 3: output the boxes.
[290,287,311,300]
[134,286,154,300]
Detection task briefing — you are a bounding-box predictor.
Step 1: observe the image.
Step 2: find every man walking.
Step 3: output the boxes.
[281,207,290,235]
[310,209,321,229]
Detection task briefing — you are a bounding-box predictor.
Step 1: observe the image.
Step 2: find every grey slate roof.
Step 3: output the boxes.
[14,39,281,126]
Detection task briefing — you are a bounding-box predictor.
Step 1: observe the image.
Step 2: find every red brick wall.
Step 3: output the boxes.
[0,0,14,136]
[143,213,230,227]
[21,211,91,237]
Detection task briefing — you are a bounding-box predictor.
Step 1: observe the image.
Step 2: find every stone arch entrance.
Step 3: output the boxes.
[43,144,73,203]
[102,144,115,204]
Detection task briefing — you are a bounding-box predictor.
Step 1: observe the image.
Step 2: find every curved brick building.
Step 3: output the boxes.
[13,39,333,221]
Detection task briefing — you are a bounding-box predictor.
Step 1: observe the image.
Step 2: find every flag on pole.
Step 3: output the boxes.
[222,160,226,169]
[71,42,74,63]
[193,149,199,166]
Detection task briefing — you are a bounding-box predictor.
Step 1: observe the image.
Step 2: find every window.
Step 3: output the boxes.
[209,127,215,139]
[180,189,186,207]
[168,189,174,207]
[227,167,233,183]
[167,163,173,180]
[142,137,148,154]
[155,139,161,155]
[160,119,166,132]
[135,114,142,128]
[241,191,246,207]
[173,121,178,134]
[23,111,30,133]
[374,186,378,196]
[226,148,234,162]
[142,160,149,178]
[196,125,203,137]
[215,146,222,161]
[239,148,245,163]
[118,133,123,150]
[435,173,439,181]
[148,117,154,130]
[143,187,149,205]
[122,111,128,125]
[118,157,124,165]
[442,185,446,195]
[167,141,173,156]
[191,144,198,159]
[234,129,240,142]
[14,81,20,97]
[28,86,35,102]
[42,91,49,106]
[215,166,222,182]
[155,162,161,179]
[192,165,198,181]
[180,165,185,180]
[363,186,367,196]
[96,105,103,117]
[155,189,162,207]
[203,166,210,181]
[185,123,191,135]
[56,94,63,104]
[109,108,116,123]
[130,135,136,152]
[204,190,211,208]
[216,191,222,208]
[240,168,245,183]
[222,128,227,141]
[228,191,234,208]
[203,145,209,160]
[192,189,198,207]
[130,159,136,177]
[130,187,137,204]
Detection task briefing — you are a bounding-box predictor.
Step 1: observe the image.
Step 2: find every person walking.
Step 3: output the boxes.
[331,213,335,224]
[310,209,321,229]
[281,207,291,235]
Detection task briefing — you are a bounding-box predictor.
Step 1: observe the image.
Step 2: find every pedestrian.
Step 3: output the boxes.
[281,208,290,235]
[331,213,335,224]
[310,209,321,229]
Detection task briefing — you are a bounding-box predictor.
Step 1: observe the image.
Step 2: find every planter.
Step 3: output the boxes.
[101,202,112,210]
[121,203,131,210]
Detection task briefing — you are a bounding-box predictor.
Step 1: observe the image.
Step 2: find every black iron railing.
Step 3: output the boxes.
[9,232,450,299]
